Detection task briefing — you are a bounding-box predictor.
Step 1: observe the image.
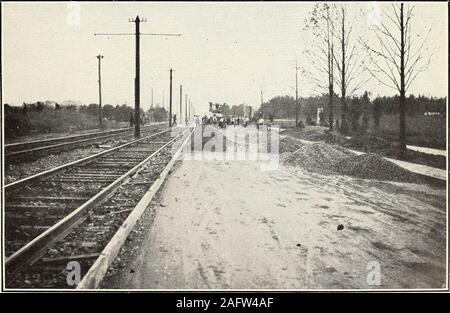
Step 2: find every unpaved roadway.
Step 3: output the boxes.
[104,126,446,289]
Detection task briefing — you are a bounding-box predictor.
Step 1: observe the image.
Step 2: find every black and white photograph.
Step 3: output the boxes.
[0,1,448,296]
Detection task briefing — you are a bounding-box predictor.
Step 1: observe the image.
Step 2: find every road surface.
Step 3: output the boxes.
[104,126,446,289]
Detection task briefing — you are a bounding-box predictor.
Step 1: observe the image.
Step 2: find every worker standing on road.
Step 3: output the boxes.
[173,114,177,126]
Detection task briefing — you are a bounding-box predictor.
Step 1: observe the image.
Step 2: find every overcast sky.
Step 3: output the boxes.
[2,2,448,115]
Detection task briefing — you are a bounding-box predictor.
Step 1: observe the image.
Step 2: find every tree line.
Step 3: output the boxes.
[4,101,167,139]
[257,93,445,132]
[300,3,436,158]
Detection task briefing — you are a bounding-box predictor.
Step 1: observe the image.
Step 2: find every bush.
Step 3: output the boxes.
[5,111,31,138]
[297,120,305,129]
[4,106,99,139]
[305,115,316,126]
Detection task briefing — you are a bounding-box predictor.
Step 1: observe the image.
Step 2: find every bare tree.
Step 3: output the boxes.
[361,3,432,157]
[333,4,368,134]
[303,3,335,131]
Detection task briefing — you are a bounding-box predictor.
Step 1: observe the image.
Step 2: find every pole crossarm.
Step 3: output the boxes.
[94,33,181,36]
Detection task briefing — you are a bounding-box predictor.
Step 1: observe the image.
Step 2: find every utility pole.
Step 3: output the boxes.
[133,16,142,137]
[179,85,183,122]
[149,87,153,123]
[94,16,180,138]
[162,89,165,109]
[295,61,298,125]
[185,94,188,125]
[169,69,173,127]
[96,54,104,129]
[188,98,191,122]
[260,90,264,118]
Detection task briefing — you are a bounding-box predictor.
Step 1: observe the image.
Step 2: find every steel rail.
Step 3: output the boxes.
[78,127,194,289]
[5,123,165,150]
[5,128,188,280]
[4,129,171,190]
[5,124,162,158]
[5,124,167,159]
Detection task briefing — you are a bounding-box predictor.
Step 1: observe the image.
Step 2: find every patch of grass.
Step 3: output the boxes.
[370,114,446,149]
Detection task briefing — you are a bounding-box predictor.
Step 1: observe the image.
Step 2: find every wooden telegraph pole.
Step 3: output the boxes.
[96,54,104,129]
[179,85,183,124]
[94,16,180,137]
[133,17,142,137]
[185,94,188,125]
[295,60,300,127]
[169,69,173,127]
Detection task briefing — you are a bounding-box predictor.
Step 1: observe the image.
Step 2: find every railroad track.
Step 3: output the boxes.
[5,123,167,163]
[4,127,193,288]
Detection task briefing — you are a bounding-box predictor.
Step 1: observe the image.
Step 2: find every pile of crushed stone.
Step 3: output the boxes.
[279,136,304,153]
[281,142,355,174]
[332,153,420,183]
[281,141,421,183]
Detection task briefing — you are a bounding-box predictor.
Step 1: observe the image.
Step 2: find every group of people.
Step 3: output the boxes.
[200,114,250,129]
[128,111,268,129]
[168,113,269,130]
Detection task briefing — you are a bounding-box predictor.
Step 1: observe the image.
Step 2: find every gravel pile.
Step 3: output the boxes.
[280,137,304,153]
[281,140,420,183]
[332,153,420,183]
[281,142,355,174]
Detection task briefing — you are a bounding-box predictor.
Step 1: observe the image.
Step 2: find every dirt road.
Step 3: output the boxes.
[104,126,446,289]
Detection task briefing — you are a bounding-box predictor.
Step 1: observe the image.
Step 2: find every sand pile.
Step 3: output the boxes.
[281,142,355,174]
[332,153,419,182]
